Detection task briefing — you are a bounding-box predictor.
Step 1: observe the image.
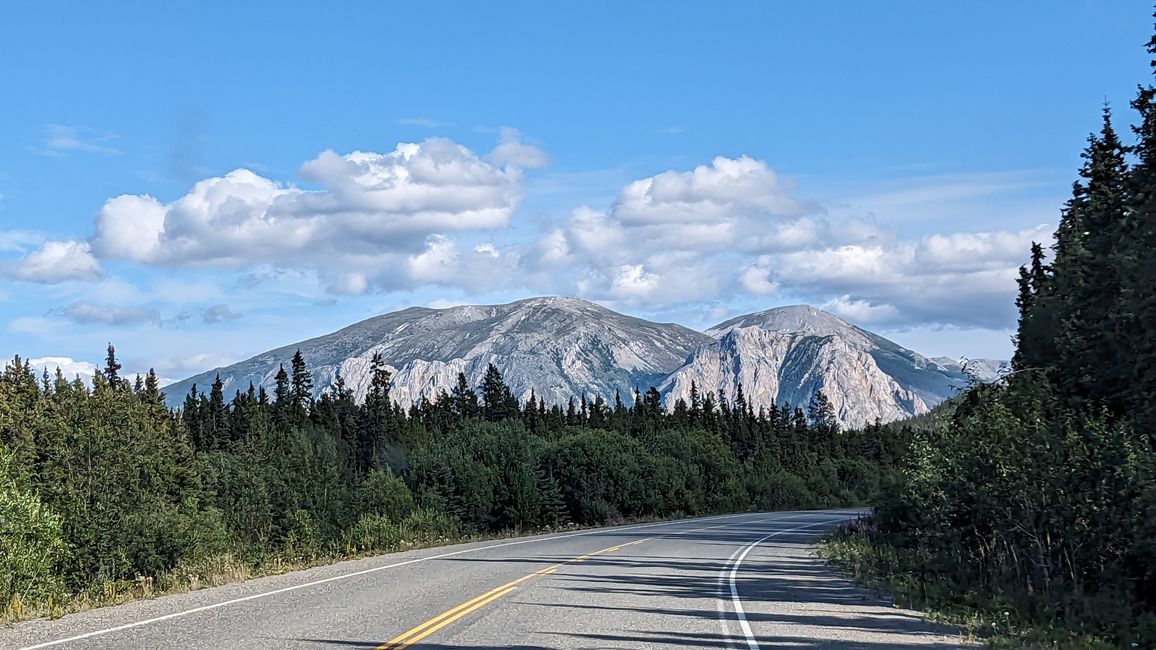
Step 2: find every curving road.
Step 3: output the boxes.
[2,509,971,649]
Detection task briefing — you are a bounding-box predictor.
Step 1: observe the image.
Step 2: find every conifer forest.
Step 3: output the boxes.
[0,347,901,622]
[827,17,1156,647]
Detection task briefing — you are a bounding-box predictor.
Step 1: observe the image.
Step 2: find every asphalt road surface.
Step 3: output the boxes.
[2,509,972,649]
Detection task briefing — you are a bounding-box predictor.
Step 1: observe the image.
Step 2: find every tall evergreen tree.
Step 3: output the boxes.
[142,369,164,408]
[1047,108,1130,411]
[289,350,312,410]
[480,364,518,422]
[450,372,479,419]
[104,344,122,391]
[1122,19,1156,434]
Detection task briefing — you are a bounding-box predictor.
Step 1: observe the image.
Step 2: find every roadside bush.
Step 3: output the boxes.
[398,508,459,545]
[356,468,415,522]
[283,509,323,560]
[0,447,66,617]
[742,464,815,511]
[346,513,402,554]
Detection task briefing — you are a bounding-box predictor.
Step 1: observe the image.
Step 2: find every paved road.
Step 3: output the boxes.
[2,509,971,649]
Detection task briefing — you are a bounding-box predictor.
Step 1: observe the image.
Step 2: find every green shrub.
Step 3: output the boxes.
[346,514,402,554]
[0,447,66,616]
[743,465,815,511]
[398,508,458,545]
[283,509,322,560]
[356,468,415,521]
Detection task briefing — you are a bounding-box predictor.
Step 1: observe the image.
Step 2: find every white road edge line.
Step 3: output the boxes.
[726,516,851,650]
[717,540,750,650]
[16,510,828,650]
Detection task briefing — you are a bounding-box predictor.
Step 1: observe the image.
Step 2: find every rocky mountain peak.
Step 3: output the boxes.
[164,297,994,430]
[706,305,859,338]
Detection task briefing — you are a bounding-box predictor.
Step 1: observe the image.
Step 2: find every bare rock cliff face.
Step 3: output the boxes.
[165,297,712,409]
[659,305,969,429]
[659,325,927,429]
[166,299,996,428]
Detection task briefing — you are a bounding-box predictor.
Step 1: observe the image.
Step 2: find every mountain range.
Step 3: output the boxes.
[164,297,1006,429]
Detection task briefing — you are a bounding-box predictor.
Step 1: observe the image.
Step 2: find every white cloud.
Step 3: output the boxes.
[152,353,239,387]
[526,155,1049,329]
[525,156,820,306]
[614,155,807,225]
[91,194,166,262]
[489,128,550,169]
[86,138,526,294]
[28,356,98,382]
[33,140,1052,333]
[473,242,500,258]
[914,228,1049,272]
[821,296,901,324]
[764,225,1052,328]
[10,241,103,283]
[405,235,518,290]
[739,260,780,296]
[36,124,120,157]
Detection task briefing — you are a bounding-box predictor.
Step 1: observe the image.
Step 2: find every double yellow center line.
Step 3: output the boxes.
[376,538,649,649]
[377,516,767,649]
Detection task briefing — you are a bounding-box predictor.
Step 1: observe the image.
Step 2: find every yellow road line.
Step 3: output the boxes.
[385,585,516,648]
[377,517,770,648]
[377,537,652,649]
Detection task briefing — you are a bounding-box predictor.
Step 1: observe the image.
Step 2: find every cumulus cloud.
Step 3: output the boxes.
[10,241,103,283]
[526,155,1048,328]
[151,352,239,387]
[821,296,901,324]
[525,156,824,306]
[405,235,519,291]
[34,138,1050,332]
[28,356,98,382]
[765,224,1053,328]
[739,259,780,296]
[84,138,525,293]
[50,300,159,326]
[613,155,808,226]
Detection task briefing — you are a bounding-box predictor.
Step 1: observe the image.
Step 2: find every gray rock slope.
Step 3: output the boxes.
[659,306,986,429]
[164,297,712,409]
[165,298,1000,428]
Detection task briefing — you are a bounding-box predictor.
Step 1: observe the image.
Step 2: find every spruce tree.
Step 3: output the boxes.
[1048,108,1130,411]
[450,372,479,419]
[273,365,289,404]
[182,384,204,451]
[480,364,517,422]
[1122,20,1156,433]
[1013,242,1053,371]
[142,369,164,407]
[289,350,312,410]
[104,344,122,391]
[208,374,227,450]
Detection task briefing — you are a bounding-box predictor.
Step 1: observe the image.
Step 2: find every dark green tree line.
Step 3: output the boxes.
[870,19,1156,645]
[0,353,904,619]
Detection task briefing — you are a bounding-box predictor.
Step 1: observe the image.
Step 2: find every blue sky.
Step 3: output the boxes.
[1,2,1151,383]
